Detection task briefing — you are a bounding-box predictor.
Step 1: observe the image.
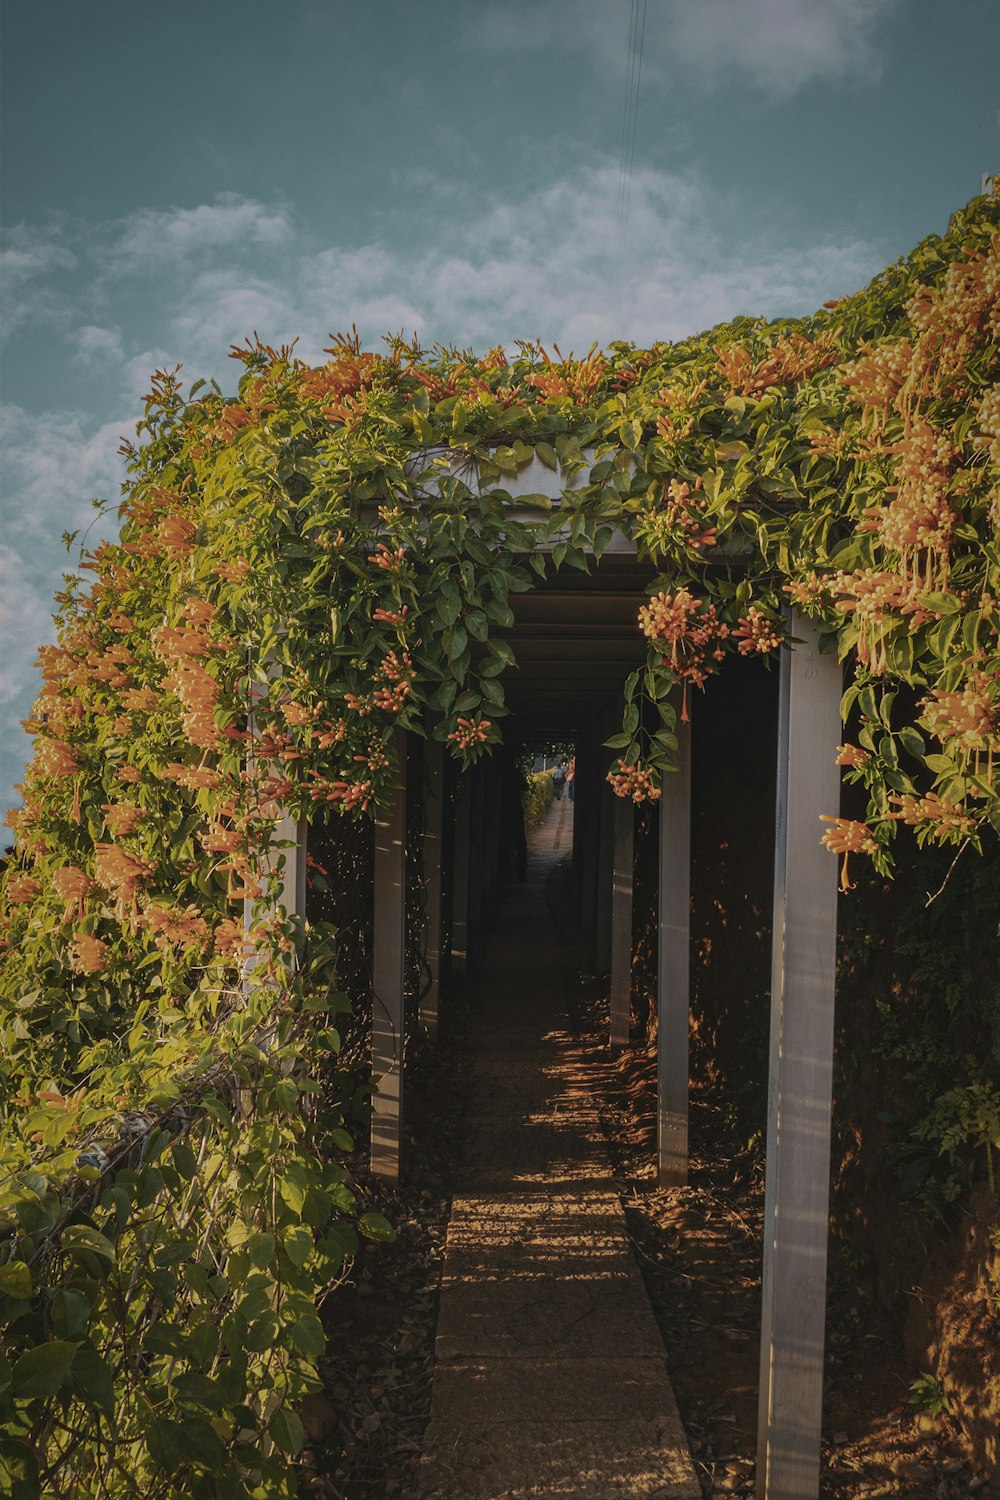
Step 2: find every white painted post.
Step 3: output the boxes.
[757,613,842,1500]
[371,731,408,1182]
[421,734,444,1038]
[609,793,635,1049]
[451,772,471,976]
[657,712,692,1188]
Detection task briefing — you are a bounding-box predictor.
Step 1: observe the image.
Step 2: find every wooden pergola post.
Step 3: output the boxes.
[451,771,471,976]
[420,734,444,1039]
[757,614,841,1500]
[371,730,408,1182]
[595,733,615,973]
[657,711,692,1188]
[609,793,634,1049]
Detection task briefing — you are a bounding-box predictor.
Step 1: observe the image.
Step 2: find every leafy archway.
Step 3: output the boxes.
[1,186,997,1496]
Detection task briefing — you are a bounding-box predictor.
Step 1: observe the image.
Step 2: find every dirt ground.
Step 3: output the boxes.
[300,859,995,1500]
[570,965,994,1500]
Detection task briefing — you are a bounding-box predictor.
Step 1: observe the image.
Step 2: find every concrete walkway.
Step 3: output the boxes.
[415,799,700,1499]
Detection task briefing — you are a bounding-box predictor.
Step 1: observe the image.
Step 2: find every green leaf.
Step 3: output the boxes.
[70,1344,115,1418]
[269,1406,305,1457]
[0,1437,39,1500]
[0,1263,32,1300]
[51,1288,90,1340]
[60,1224,116,1266]
[358,1211,395,1243]
[12,1340,79,1400]
[247,1232,275,1270]
[286,1312,325,1360]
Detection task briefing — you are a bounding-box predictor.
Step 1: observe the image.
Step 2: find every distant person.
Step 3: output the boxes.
[552,759,567,801]
[566,757,575,803]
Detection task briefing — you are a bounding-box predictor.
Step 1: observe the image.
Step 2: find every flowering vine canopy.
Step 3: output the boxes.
[0,185,997,1495]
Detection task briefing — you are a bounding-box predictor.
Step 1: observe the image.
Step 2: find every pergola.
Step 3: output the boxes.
[256,454,843,1500]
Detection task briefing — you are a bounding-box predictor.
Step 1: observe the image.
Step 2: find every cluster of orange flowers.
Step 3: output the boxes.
[819,817,880,891]
[642,477,717,555]
[151,600,222,750]
[70,932,108,975]
[785,572,834,612]
[652,381,706,442]
[139,901,210,954]
[164,761,223,791]
[638,589,729,715]
[6,873,41,905]
[367,544,406,573]
[715,331,838,398]
[607,759,661,803]
[734,607,783,656]
[36,738,80,778]
[842,338,913,418]
[887,790,975,838]
[372,650,414,713]
[94,843,155,918]
[920,670,997,773]
[103,803,146,837]
[448,717,491,751]
[831,570,913,672]
[51,865,92,924]
[526,351,608,405]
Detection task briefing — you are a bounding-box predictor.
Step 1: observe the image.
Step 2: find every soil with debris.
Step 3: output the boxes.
[299,849,994,1499]
[566,964,994,1500]
[299,1033,469,1500]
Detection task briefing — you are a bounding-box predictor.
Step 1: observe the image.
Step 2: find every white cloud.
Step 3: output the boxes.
[669,0,895,92]
[0,403,132,817]
[109,192,295,271]
[0,223,76,291]
[465,0,897,94]
[72,323,125,366]
[0,223,77,339]
[0,167,885,823]
[121,165,878,364]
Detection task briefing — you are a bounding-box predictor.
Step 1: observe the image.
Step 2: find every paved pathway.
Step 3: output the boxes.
[415,799,700,1499]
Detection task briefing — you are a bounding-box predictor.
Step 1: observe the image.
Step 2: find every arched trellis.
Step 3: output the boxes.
[253,449,843,1499]
[2,188,996,1500]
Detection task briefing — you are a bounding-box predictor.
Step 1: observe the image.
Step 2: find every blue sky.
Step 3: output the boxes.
[1,0,998,826]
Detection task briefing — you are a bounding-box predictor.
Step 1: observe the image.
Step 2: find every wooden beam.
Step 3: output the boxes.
[609,793,635,1049]
[371,732,408,1183]
[420,735,444,1039]
[757,614,841,1500]
[657,712,692,1188]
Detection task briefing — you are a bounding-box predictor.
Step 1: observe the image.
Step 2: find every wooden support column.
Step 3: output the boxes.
[595,730,615,973]
[657,711,692,1188]
[757,614,841,1500]
[579,725,601,929]
[371,732,408,1182]
[421,735,444,1039]
[609,793,634,1049]
[468,764,485,940]
[451,772,471,976]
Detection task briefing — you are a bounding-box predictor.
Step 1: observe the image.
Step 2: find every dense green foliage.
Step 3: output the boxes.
[522,770,556,828]
[1,184,997,1495]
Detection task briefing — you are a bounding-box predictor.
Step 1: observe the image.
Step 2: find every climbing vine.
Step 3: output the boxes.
[1,183,998,1495]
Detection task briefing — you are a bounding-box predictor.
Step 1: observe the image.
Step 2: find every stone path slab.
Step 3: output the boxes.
[415,801,700,1499]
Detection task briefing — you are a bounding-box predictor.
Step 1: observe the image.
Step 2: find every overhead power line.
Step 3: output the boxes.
[611,0,648,338]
